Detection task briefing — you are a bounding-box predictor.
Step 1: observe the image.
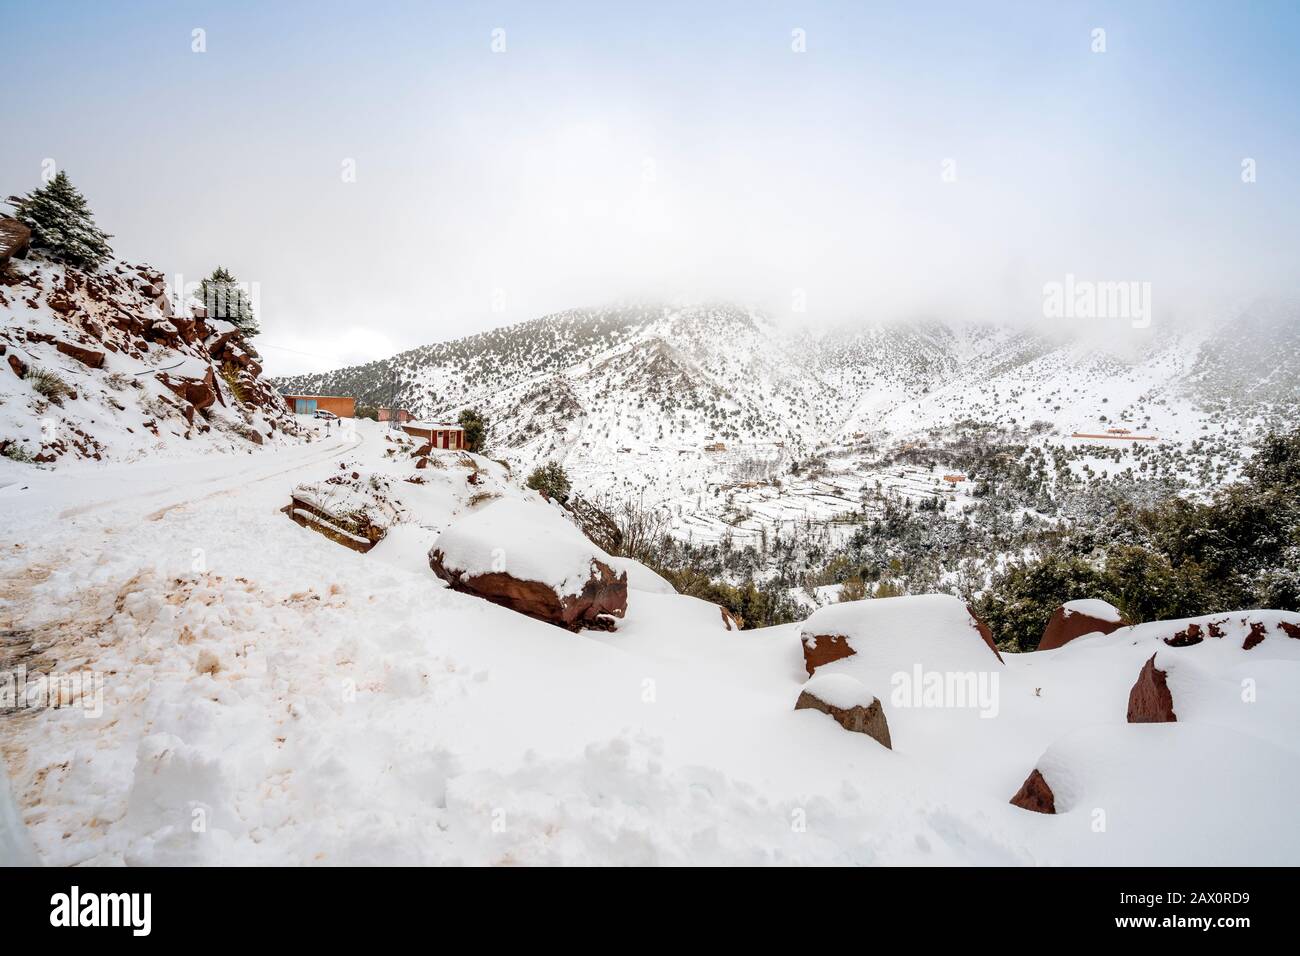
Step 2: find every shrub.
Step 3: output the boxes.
[26,367,74,405]
[526,461,571,504]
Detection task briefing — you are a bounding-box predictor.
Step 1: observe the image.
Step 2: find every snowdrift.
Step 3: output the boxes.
[800,593,1003,677]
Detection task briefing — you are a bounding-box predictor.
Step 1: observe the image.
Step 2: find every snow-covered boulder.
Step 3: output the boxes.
[1037,598,1126,651]
[429,498,628,631]
[287,467,404,554]
[794,673,892,748]
[799,594,1004,678]
[1004,724,1300,863]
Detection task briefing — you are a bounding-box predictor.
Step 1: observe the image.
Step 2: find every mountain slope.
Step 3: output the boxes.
[276,302,1300,528]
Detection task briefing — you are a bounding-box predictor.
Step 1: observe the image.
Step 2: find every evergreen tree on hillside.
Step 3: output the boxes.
[458,408,488,452]
[7,171,114,269]
[198,266,260,335]
[526,462,571,504]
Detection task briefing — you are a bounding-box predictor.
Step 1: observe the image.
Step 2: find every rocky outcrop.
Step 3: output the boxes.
[0,217,31,268]
[1009,768,1056,814]
[794,677,892,749]
[1,251,302,462]
[429,548,627,631]
[1038,600,1127,651]
[1127,653,1176,723]
[54,339,105,369]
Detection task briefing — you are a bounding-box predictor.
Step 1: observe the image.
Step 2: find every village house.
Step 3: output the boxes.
[283,394,356,417]
[377,407,414,423]
[401,422,466,451]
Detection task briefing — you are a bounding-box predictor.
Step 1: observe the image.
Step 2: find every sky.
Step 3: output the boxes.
[3,0,1299,374]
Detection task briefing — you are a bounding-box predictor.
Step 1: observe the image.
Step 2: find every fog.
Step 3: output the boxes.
[4,1,1297,374]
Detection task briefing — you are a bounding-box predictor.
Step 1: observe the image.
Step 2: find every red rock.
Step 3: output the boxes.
[794,686,892,749]
[800,632,856,677]
[1243,621,1267,651]
[1127,652,1177,723]
[1038,601,1127,651]
[428,549,628,632]
[719,606,738,631]
[0,217,31,267]
[7,353,27,378]
[1009,769,1056,814]
[55,340,105,369]
[967,603,1004,663]
[1164,622,1204,647]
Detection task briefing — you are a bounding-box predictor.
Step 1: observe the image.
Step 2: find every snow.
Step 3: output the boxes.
[2,420,1299,866]
[1063,598,1122,622]
[801,593,1001,674]
[432,496,618,597]
[800,673,878,710]
[609,555,676,594]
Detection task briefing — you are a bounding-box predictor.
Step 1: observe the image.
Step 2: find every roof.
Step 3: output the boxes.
[406,421,464,430]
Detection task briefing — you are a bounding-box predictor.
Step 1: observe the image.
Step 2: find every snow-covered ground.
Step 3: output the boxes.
[2,419,1298,865]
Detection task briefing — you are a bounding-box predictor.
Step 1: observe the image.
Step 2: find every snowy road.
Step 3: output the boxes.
[3,421,1298,866]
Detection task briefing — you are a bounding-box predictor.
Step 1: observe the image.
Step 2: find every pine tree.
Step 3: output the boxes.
[197,265,260,336]
[458,407,488,452]
[8,172,113,269]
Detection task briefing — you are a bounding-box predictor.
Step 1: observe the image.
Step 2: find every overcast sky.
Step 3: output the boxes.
[5,1,1299,374]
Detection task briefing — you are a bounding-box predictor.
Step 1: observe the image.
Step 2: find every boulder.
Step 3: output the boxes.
[1009,768,1056,814]
[1038,599,1127,651]
[794,673,892,749]
[55,339,105,369]
[1127,652,1176,723]
[799,594,1004,678]
[7,353,27,378]
[157,369,217,413]
[0,217,31,267]
[428,498,628,632]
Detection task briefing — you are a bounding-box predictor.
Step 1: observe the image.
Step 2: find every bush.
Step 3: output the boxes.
[526,461,571,504]
[973,554,1113,652]
[653,567,802,630]
[458,408,488,452]
[355,405,380,421]
[26,367,74,405]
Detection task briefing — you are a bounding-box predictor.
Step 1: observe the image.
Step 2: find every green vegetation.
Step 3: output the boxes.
[8,171,113,269]
[198,266,259,335]
[458,407,488,452]
[526,461,571,504]
[975,429,1300,650]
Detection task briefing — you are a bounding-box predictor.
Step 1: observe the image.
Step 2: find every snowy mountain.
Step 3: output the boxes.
[277,302,1300,545]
